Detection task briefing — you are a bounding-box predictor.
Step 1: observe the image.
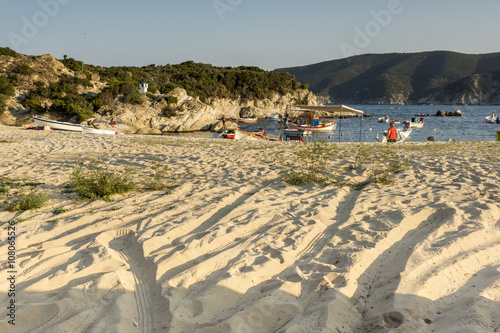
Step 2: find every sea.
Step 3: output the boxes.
[166,105,500,142]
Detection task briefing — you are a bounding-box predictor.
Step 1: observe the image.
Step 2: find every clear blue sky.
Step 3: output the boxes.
[1,0,499,70]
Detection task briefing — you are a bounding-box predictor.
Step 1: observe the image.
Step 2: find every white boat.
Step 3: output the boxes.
[378,115,389,123]
[33,116,83,132]
[267,114,281,121]
[237,117,258,123]
[82,126,124,135]
[485,113,500,124]
[403,117,424,128]
[377,127,412,143]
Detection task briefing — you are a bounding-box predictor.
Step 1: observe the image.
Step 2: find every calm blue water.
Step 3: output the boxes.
[236,105,500,142]
[164,105,500,142]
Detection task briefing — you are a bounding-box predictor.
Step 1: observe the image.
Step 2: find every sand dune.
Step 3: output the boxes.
[0,125,499,332]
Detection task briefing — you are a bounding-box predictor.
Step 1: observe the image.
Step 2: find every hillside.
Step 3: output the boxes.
[0,47,317,131]
[275,51,500,104]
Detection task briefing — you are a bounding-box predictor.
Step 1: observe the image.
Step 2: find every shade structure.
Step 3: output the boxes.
[287,105,364,115]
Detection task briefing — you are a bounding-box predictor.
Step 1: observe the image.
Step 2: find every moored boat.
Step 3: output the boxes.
[237,117,258,123]
[234,129,281,141]
[403,117,424,128]
[82,126,124,135]
[286,120,336,132]
[33,116,83,132]
[223,129,264,139]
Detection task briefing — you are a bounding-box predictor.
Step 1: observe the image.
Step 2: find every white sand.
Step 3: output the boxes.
[0,125,499,332]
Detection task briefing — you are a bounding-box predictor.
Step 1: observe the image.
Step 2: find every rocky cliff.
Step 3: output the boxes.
[0,53,319,132]
[420,72,500,105]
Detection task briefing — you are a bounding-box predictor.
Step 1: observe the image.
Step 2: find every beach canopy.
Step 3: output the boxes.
[287,105,364,115]
[109,121,122,125]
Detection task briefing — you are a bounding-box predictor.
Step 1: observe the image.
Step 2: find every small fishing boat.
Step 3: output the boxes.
[282,128,312,141]
[33,116,83,132]
[286,120,336,132]
[267,114,281,121]
[234,129,281,141]
[237,117,258,123]
[222,129,264,139]
[378,115,389,123]
[82,126,124,135]
[403,117,424,128]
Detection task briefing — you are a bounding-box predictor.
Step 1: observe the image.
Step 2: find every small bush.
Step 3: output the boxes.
[143,156,176,191]
[279,140,340,185]
[69,157,136,201]
[6,190,48,211]
[162,105,177,117]
[53,207,69,214]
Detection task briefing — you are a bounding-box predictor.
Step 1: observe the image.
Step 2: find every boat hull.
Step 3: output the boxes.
[33,116,83,132]
[237,118,258,123]
[286,121,336,132]
[82,126,124,135]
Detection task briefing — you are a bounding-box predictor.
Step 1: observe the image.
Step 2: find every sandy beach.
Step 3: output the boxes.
[0,125,499,333]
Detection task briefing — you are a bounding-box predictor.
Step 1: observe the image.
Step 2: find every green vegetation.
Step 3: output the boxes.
[0,47,19,57]
[66,59,308,104]
[53,207,69,215]
[5,189,48,212]
[276,51,500,102]
[278,142,411,188]
[278,140,341,185]
[69,157,136,201]
[143,156,177,191]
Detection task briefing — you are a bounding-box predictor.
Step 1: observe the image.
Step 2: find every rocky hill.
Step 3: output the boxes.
[0,48,318,133]
[275,51,500,105]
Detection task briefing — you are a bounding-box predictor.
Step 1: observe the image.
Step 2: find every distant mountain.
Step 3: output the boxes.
[275,51,500,105]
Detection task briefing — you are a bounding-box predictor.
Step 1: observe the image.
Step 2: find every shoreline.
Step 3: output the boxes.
[0,125,499,332]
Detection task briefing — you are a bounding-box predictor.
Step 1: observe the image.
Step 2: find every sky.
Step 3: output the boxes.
[1,0,500,70]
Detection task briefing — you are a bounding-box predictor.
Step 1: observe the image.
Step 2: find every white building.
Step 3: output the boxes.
[139,82,149,94]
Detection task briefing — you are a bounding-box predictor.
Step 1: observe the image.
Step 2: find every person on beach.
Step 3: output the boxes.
[387,122,398,142]
[149,118,154,128]
[221,115,226,129]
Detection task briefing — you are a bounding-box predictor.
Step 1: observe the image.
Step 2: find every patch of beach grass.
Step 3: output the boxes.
[69,157,136,201]
[278,140,341,185]
[5,188,48,211]
[143,156,177,191]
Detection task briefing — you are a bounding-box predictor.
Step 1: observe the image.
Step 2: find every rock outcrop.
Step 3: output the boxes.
[1,54,320,131]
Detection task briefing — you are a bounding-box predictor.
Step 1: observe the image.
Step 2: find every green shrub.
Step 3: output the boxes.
[14,64,34,75]
[24,98,45,112]
[279,140,340,185]
[0,47,18,57]
[162,105,177,117]
[53,207,69,214]
[0,76,15,96]
[69,157,136,201]
[143,156,176,191]
[6,189,48,211]
[164,95,178,104]
[0,94,7,115]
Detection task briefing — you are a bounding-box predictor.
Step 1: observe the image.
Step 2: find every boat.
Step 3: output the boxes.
[485,112,500,124]
[378,115,389,123]
[282,128,312,141]
[403,117,424,128]
[222,129,264,139]
[33,116,83,132]
[391,120,400,124]
[234,129,281,141]
[82,126,124,135]
[377,126,412,143]
[267,114,282,121]
[286,119,336,132]
[237,117,258,123]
